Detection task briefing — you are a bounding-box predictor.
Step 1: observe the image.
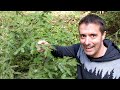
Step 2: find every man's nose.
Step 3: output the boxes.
[84,37,90,45]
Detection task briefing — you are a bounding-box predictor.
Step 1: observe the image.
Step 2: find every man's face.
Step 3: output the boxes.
[79,23,106,58]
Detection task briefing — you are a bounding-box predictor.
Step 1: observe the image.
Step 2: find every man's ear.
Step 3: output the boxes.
[102,31,106,40]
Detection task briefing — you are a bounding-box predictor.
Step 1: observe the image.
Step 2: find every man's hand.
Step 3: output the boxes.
[36,40,49,52]
[37,40,49,45]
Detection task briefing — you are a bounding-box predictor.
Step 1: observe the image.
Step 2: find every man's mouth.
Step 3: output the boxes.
[86,47,93,49]
[85,46,94,51]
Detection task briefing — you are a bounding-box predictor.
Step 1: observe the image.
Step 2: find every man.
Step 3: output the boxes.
[37,14,120,79]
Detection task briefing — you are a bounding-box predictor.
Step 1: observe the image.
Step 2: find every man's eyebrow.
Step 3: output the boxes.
[89,33,97,35]
[80,34,86,35]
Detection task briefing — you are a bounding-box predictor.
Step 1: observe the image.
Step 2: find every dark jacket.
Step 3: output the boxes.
[51,39,120,79]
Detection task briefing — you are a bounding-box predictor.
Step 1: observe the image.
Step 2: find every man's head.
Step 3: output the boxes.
[78,14,107,58]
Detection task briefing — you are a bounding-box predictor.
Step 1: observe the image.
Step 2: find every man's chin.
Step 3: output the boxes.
[85,52,94,57]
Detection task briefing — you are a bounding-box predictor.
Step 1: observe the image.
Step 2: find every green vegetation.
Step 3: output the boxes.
[0,11,120,79]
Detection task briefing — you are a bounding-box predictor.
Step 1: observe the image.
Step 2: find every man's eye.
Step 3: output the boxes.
[91,34,97,38]
[80,35,86,38]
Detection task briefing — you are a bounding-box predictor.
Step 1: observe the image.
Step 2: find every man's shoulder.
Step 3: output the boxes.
[72,43,81,48]
[71,43,81,52]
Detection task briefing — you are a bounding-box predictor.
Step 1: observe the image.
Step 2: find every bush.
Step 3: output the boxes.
[99,11,120,45]
[0,11,79,79]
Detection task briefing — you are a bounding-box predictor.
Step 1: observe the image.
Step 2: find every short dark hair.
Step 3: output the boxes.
[78,14,106,34]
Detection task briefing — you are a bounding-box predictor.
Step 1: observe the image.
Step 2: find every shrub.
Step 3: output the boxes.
[0,11,79,79]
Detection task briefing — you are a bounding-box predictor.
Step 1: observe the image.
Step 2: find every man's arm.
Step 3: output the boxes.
[51,43,80,58]
[36,40,80,58]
